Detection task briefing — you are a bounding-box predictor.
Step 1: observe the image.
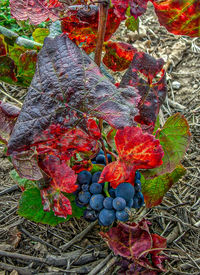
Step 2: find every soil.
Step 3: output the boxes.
[0,3,200,274]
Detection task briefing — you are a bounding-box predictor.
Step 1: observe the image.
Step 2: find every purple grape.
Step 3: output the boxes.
[96,154,106,165]
[99,209,116,226]
[133,192,144,208]
[135,170,141,180]
[103,197,113,210]
[89,194,104,211]
[109,188,116,198]
[127,199,133,208]
[84,209,98,222]
[113,197,126,211]
[116,209,129,222]
[89,183,102,194]
[92,171,101,183]
[134,179,141,192]
[78,191,91,204]
[107,154,112,163]
[77,170,92,185]
[115,182,135,202]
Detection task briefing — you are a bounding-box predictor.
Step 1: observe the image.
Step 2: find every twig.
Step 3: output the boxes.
[88,253,113,275]
[0,262,33,275]
[0,184,19,196]
[20,226,61,253]
[167,98,186,110]
[94,0,109,66]
[98,256,118,275]
[60,220,98,251]
[0,85,23,107]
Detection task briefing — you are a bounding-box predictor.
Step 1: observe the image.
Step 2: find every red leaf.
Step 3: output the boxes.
[0,101,20,144]
[99,126,164,188]
[100,220,152,259]
[61,6,122,53]
[10,0,63,25]
[41,187,72,218]
[0,56,17,83]
[103,41,137,71]
[120,52,167,133]
[72,160,93,173]
[151,0,200,37]
[111,0,149,20]
[0,36,7,56]
[100,220,167,273]
[42,155,78,193]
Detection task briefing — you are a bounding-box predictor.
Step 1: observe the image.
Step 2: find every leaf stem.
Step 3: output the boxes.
[94,0,109,66]
[100,138,109,165]
[104,182,110,197]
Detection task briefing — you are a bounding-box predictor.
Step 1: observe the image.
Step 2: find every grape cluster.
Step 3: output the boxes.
[91,149,112,165]
[75,150,144,226]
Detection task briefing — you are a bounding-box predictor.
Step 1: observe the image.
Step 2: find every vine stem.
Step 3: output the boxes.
[104,182,110,197]
[94,0,109,66]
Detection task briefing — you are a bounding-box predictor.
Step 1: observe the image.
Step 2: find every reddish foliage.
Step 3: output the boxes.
[120,52,167,133]
[41,187,72,218]
[61,6,122,53]
[0,101,20,144]
[151,0,200,37]
[72,160,93,173]
[10,0,63,25]
[100,220,167,273]
[111,0,149,20]
[99,126,164,188]
[0,36,6,56]
[103,41,137,71]
[0,56,17,82]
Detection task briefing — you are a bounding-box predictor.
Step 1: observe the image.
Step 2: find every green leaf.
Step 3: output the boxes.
[90,164,105,174]
[18,187,65,226]
[125,16,139,32]
[10,169,36,189]
[32,28,50,44]
[141,165,186,208]
[146,113,191,178]
[63,193,85,220]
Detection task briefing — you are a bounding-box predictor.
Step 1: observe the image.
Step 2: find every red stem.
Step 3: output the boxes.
[94,1,109,66]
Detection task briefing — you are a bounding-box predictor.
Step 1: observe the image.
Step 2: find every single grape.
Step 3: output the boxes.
[78,191,91,204]
[92,161,96,164]
[89,194,104,211]
[75,197,86,208]
[109,188,116,198]
[107,154,112,163]
[103,197,113,210]
[89,183,102,194]
[134,179,141,192]
[96,154,106,165]
[84,209,98,222]
[135,170,141,180]
[115,182,135,202]
[77,170,92,185]
[116,209,129,222]
[126,199,133,208]
[99,209,116,226]
[113,197,126,211]
[92,171,102,183]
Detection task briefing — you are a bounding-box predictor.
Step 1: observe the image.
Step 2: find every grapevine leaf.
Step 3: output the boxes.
[103,41,137,71]
[141,165,186,207]
[18,187,65,225]
[120,52,167,133]
[111,0,149,20]
[150,234,168,271]
[11,150,43,180]
[10,0,63,25]
[99,126,164,188]
[32,28,50,44]
[42,155,78,193]
[151,0,200,38]
[10,169,36,191]
[0,56,17,84]
[100,220,167,272]
[61,6,122,53]
[41,186,72,218]
[0,35,7,56]
[62,193,85,220]
[145,113,191,177]
[106,128,117,150]
[100,220,152,259]
[72,160,93,173]
[125,16,139,32]
[0,101,20,144]
[8,35,140,155]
